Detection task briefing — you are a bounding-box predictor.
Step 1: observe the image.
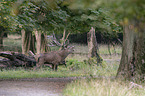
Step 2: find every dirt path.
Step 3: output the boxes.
[0,59,119,96]
[0,78,76,96]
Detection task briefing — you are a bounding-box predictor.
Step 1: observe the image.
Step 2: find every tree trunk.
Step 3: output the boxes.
[41,33,49,53]
[87,27,102,63]
[35,30,49,54]
[116,22,145,81]
[0,32,4,51]
[0,26,5,51]
[21,29,36,55]
[35,30,41,54]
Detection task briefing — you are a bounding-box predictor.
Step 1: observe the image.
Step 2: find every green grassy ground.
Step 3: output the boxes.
[63,79,145,96]
[0,59,119,79]
[71,43,122,55]
[0,68,85,79]
[3,34,22,52]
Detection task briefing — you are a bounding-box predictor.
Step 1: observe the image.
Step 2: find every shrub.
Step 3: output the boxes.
[66,59,85,71]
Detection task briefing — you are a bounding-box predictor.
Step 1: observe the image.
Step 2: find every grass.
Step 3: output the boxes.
[63,79,145,96]
[0,59,119,79]
[68,43,122,61]
[3,34,22,52]
[70,43,122,55]
[0,69,86,79]
[99,44,122,55]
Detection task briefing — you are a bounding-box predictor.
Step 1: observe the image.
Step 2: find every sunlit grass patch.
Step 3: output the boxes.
[0,59,119,79]
[0,57,120,79]
[68,43,122,61]
[0,68,88,80]
[3,35,22,52]
[70,43,122,55]
[63,79,145,96]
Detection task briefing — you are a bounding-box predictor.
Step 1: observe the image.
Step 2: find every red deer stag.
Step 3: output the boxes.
[36,31,74,71]
[36,46,74,70]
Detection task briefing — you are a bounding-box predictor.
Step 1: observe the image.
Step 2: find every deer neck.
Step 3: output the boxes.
[58,50,69,60]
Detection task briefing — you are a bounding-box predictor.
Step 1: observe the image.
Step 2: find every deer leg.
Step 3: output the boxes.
[52,64,56,70]
[52,64,58,71]
[35,57,44,70]
[33,62,40,70]
[64,64,67,68]
[62,60,67,67]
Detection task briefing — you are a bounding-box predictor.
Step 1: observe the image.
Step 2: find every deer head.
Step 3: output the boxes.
[64,46,74,53]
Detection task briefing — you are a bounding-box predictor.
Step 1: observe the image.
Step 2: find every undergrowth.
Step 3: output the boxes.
[0,58,119,79]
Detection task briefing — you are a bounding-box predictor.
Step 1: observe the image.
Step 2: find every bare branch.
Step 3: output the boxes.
[64,32,70,46]
[52,32,62,46]
[48,31,70,50]
[28,51,35,56]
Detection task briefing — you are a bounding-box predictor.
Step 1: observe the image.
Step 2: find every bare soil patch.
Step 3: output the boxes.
[0,77,77,96]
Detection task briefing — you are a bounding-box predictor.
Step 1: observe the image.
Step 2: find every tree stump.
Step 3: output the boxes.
[87,27,102,63]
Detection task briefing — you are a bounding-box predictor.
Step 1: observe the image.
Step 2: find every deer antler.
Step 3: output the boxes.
[48,30,70,50]
[52,32,62,47]
[60,30,70,49]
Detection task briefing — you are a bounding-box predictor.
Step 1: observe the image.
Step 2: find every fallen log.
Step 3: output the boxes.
[0,51,36,69]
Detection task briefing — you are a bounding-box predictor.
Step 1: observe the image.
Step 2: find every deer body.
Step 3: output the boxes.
[37,46,74,70]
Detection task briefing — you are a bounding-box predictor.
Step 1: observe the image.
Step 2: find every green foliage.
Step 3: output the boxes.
[0,1,17,31]
[68,0,145,22]
[66,59,85,71]
[85,57,98,65]
[0,0,124,40]
[109,0,145,22]
[66,58,103,72]
[15,1,38,31]
[1,0,144,38]
[62,2,123,43]
[12,0,70,33]
[66,58,119,77]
